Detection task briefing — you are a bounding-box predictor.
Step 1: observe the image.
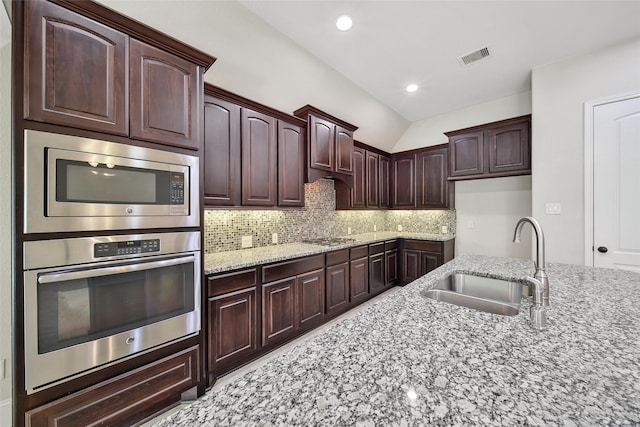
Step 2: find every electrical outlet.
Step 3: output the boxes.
[441,225,448,234]
[545,203,561,215]
[272,233,278,244]
[397,225,403,231]
[241,235,253,248]
[347,227,352,235]
[373,224,377,232]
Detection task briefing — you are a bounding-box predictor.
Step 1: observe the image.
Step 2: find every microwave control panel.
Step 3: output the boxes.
[170,173,185,205]
[94,239,160,257]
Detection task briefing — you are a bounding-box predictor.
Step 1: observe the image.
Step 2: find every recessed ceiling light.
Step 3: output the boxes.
[406,84,418,93]
[336,15,353,31]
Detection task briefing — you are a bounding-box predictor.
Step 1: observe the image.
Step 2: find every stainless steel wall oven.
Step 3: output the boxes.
[23,129,199,233]
[23,231,201,394]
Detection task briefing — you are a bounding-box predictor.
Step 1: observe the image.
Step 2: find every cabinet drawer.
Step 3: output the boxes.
[262,255,324,283]
[350,245,368,259]
[385,240,398,250]
[326,249,349,266]
[369,242,384,255]
[25,346,198,427]
[207,268,258,297]
[403,240,441,253]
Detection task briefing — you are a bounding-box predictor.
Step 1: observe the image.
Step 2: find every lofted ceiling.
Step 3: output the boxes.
[239,0,640,122]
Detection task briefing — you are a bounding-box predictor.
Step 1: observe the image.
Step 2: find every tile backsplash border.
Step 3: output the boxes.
[204,179,456,253]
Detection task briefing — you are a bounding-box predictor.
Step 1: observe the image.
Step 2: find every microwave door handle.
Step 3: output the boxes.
[37,255,196,285]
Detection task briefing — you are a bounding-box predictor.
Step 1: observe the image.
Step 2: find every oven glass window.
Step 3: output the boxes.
[37,260,195,354]
[55,160,177,205]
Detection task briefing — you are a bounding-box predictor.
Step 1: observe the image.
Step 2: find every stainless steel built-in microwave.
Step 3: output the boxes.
[24,129,199,233]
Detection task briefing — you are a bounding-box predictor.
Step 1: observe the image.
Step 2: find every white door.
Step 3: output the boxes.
[593,95,640,271]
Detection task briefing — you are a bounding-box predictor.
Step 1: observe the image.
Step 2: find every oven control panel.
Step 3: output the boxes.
[94,239,161,257]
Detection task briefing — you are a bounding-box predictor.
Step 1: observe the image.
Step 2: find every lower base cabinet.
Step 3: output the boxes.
[25,346,199,427]
[401,239,455,284]
[326,261,350,315]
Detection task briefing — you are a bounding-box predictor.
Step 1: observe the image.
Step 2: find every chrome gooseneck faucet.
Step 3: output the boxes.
[513,217,550,307]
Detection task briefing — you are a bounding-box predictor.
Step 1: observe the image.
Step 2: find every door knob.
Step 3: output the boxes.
[597,246,608,253]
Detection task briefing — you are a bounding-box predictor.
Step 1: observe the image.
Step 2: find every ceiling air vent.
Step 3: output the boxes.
[458,47,491,66]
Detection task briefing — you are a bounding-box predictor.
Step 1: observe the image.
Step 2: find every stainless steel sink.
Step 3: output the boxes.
[423,273,522,316]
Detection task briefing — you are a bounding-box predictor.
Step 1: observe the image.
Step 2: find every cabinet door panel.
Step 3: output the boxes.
[204,98,241,206]
[379,156,390,208]
[242,108,277,206]
[449,131,484,177]
[309,116,334,171]
[262,278,295,347]
[487,121,530,174]
[385,249,398,286]
[392,154,416,207]
[278,121,305,207]
[326,262,350,315]
[366,151,379,207]
[416,148,450,209]
[25,0,128,135]
[350,257,369,303]
[208,288,257,369]
[369,253,385,294]
[335,126,354,175]
[422,252,442,275]
[402,249,421,283]
[130,40,200,149]
[297,269,325,328]
[351,147,366,208]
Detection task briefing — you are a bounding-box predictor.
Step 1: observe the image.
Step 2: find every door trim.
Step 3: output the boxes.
[583,91,640,266]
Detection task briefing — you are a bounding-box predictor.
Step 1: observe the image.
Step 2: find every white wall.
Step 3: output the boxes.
[96,0,409,152]
[532,38,640,265]
[0,2,12,424]
[390,93,533,260]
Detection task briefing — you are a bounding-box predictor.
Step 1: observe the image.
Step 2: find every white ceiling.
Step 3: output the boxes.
[239,0,640,122]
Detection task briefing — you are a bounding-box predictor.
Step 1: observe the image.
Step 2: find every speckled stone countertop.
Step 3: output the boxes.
[157,254,640,426]
[204,231,454,275]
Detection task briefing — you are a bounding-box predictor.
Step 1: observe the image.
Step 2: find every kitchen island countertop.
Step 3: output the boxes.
[204,231,454,275]
[161,254,640,425]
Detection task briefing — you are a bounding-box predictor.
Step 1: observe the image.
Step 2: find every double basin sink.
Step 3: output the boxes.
[423,272,523,316]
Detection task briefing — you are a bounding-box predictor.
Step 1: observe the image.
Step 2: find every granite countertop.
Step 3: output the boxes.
[204,231,454,275]
[157,254,640,425]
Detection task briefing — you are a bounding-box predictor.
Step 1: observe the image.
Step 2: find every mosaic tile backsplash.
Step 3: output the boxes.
[204,179,456,253]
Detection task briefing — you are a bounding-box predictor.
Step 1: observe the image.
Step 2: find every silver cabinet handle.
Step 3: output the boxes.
[37,255,195,284]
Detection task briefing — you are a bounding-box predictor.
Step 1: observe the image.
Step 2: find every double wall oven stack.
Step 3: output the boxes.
[22,130,201,393]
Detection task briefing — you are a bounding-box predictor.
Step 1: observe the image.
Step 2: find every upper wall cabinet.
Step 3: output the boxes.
[446,115,531,180]
[391,145,454,210]
[335,142,390,210]
[203,85,306,208]
[293,105,358,186]
[23,0,215,150]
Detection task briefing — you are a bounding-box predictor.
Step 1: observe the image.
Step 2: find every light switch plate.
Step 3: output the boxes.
[467,220,475,229]
[241,235,253,248]
[545,203,562,215]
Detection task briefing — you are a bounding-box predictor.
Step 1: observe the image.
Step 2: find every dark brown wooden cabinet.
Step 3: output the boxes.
[297,269,326,329]
[203,97,241,206]
[25,0,129,136]
[416,147,454,209]
[203,85,306,208]
[385,240,398,287]
[447,115,531,180]
[278,121,305,207]
[366,151,380,207]
[326,259,350,316]
[294,105,357,184]
[350,246,369,304]
[379,155,391,208]
[369,242,385,295]
[392,152,416,208]
[351,147,367,208]
[241,108,277,206]
[400,239,455,284]
[130,40,201,149]
[262,278,296,347]
[24,0,212,150]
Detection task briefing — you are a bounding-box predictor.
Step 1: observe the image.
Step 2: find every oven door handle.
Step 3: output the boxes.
[37,255,196,284]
